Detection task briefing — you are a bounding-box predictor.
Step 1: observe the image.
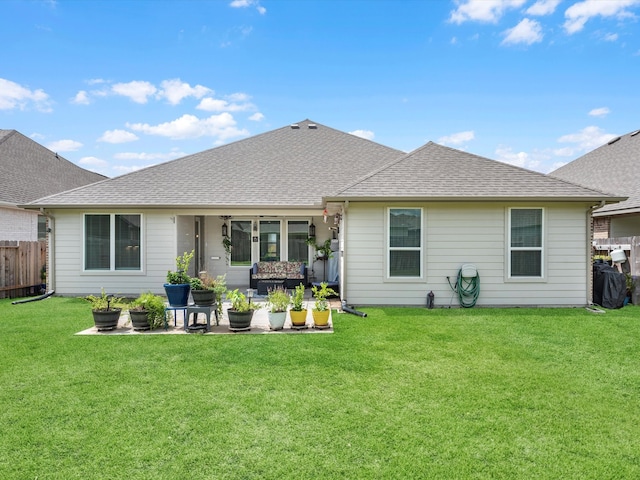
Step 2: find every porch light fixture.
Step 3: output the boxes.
[308,222,316,238]
[221,222,228,237]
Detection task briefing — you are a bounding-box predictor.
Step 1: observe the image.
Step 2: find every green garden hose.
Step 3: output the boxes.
[456,268,480,308]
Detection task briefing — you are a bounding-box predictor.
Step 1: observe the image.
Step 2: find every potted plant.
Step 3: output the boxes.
[289,283,308,327]
[164,250,194,307]
[86,288,123,331]
[129,291,166,331]
[306,237,333,260]
[311,282,337,328]
[266,287,290,330]
[190,274,216,306]
[225,288,257,331]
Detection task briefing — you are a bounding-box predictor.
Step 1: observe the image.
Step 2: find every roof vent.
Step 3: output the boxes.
[290,124,300,129]
[607,136,621,145]
[631,130,640,137]
[308,123,317,129]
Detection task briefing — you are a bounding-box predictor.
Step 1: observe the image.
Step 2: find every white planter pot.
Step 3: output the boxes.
[268,311,287,330]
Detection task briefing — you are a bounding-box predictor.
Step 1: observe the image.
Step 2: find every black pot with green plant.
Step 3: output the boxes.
[225,288,256,331]
[129,291,166,331]
[86,288,123,331]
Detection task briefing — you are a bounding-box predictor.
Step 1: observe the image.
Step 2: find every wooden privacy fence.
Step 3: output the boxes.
[593,236,640,276]
[0,240,47,299]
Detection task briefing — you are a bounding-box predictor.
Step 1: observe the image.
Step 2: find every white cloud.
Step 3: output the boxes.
[98,129,139,144]
[157,79,211,105]
[563,0,640,35]
[229,0,266,14]
[603,32,619,41]
[249,112,264,121]
[46,139,82,152]
[79,156,108,167]
[438,130,475,146]
[502,18,544,45]
[0,78,52,112]
[111,80,157,104]
[494,145,542,170]
[557,126,618,152]
[526,0,561,16]
[72,90,91,105]
[349,129,375,141]
[196,97,255,112]
[449,0,526,24]
[589,107,610,117]
[114,150,186,161]
[87,78,107,85]
[127,112,249,141]
[112,164,155,174]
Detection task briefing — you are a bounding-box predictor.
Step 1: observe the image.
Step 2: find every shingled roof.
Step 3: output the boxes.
[331,142,622,202]
[0,130,106,205]
[24,120,403,209]
[550,129,640,215]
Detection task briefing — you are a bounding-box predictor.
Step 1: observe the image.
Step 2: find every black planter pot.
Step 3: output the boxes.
[163,283,190,307]
[129,310,151,331]
[92,309,122,331]
[227,309,254,331]
[191,289,216,306]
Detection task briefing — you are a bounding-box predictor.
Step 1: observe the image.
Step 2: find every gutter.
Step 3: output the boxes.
[40,209,55,293]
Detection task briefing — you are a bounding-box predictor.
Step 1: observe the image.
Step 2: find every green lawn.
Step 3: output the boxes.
[1,297,639,479]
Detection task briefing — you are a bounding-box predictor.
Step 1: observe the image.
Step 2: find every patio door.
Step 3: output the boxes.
[259,220,281,261]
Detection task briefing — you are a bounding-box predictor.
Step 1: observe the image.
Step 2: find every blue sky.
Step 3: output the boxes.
[2,0,639,177]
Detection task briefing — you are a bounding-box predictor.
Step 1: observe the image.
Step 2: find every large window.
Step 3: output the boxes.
[288,220,309,263]
[388,208,422,277]
[84,214,141,271]
[509,208,543,277]
[231,220,252,266]
[260,220,281,262]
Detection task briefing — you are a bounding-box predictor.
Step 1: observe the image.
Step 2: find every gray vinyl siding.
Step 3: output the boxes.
[53,209,176,296]
[344,202,590,307]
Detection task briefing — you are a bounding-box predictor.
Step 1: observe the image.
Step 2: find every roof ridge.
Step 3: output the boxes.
[0,129,17,147]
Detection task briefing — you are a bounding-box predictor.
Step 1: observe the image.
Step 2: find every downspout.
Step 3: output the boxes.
[41,208,55,293]
[586,200,606,305]
[340,201,348,303]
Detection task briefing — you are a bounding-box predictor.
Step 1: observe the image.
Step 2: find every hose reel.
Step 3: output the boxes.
[448,264,480,308]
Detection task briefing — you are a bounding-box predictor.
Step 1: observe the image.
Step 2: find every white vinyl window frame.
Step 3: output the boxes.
[507,207,545,280]
[83,213,143,272]
[386,207,424,280]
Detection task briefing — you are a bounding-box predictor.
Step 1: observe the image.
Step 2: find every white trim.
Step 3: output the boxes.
[507,207,545,280]
[385,207,424,281]
[82,213,144,272]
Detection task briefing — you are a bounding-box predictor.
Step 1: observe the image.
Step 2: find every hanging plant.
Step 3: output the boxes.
[222,236,232,265]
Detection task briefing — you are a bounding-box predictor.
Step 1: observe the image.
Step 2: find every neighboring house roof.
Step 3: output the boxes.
[331,142,622,202]
[0,129,106,206]
[22,120,622,210]
[550,129,640,216]
[23,120,403,209]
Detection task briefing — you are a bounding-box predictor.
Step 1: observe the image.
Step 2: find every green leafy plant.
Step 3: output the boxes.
[311,282,337,311]
[212,274,227,320]
[290,283,306,312]
[226,288,256,313]
[266,287,290,313]
[306,237,333,260]
[222,236,232,265]
[85,288,123,312]
[166,250,194,284]
[130,291,166,329]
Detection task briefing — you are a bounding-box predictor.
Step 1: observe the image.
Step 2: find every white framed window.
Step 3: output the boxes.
[388,208,423,278]
[508,208,543,278]
[84,214,142,271]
